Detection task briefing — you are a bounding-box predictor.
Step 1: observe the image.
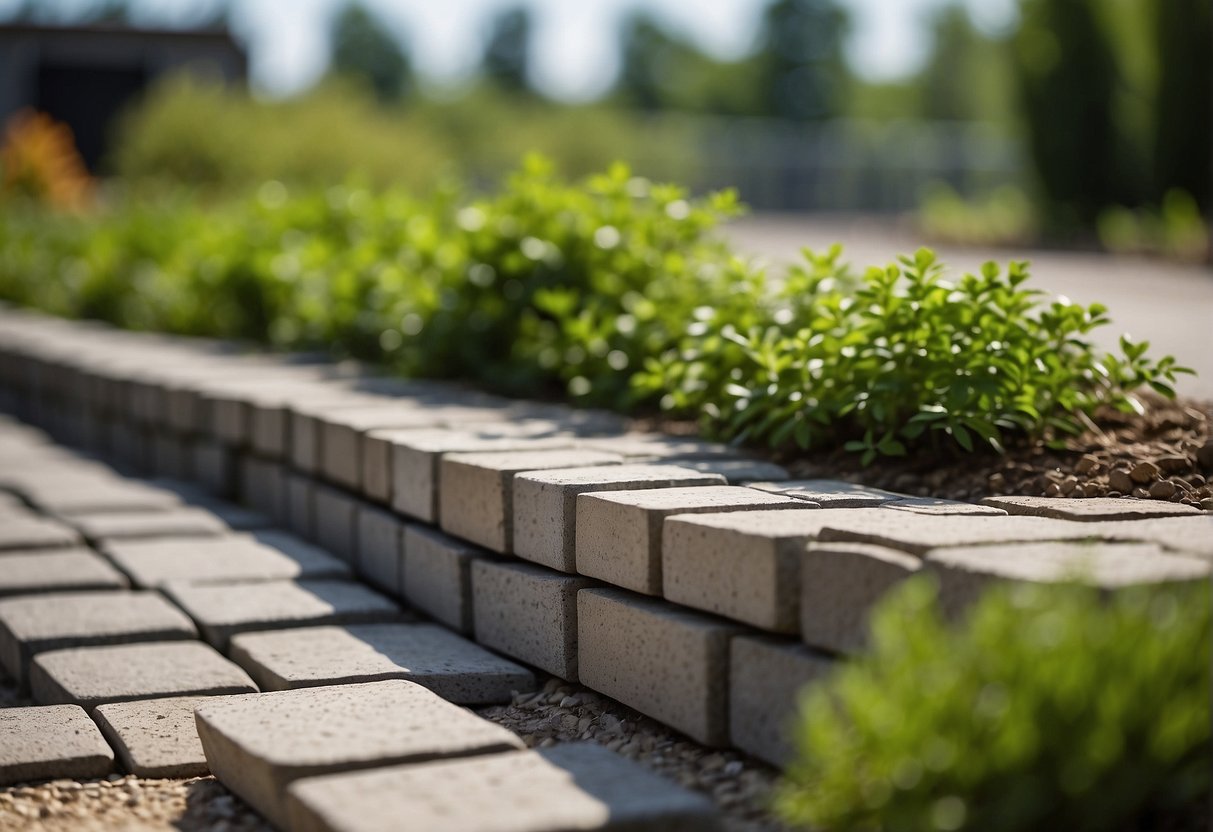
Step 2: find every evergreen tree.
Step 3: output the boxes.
[482,7,532,94]
[330,3,411,102]
[756,0,849,121]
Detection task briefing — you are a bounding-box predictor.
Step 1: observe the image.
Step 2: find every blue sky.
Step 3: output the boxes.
[2,0,1018,99]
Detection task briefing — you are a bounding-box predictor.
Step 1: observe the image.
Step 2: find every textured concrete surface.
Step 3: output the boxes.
[31,641,258,709]
[401,524,492,634]
[747,479,897,507]
[93,695,213,778]
[66,508,229,542]
[981,495,1201,521]
[229,623,535,704]
[354,505,405,592]
[0,704,115,786]
[0,548,129,597]
[312,485,360,563]
[0,511,81,551]
[286,743,721,832]
[195,679,525,828]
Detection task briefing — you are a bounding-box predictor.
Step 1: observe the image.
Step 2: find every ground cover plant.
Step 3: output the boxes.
[0,155,1192,462]
[776,578,1211,831]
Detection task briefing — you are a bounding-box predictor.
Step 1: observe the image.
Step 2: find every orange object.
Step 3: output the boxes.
[0,109,94,211]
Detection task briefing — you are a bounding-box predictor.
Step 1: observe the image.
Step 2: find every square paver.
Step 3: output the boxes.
[980,495,1201,521]
[576,487,801,595]
[66,508,230,542]
[439,449,622,553]
[163,579,401,650]
[194,679,525,828]
[0,548,129,597]
[0,590,197,685]
[229,623,535,704]
[101,531,351,588]
[747,479,901,507]
[93,696,214,778]
[512,464,726,572]
[0,511,81,551]
[31,641,258,709]
[0,704,115,785]
[285,743,721,832]
[355,506,405,592]
[401,525,494,634]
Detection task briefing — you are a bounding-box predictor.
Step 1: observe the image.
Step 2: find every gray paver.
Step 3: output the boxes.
[31,641,258,709]
[284,471,315,539]
[0,548,129,597]
[980,495,1201,521]
[577,434,746,462]
[578,587,744,746]
[93,696,213,778]
[512,464,726,572]
[662,508,827,632]
[439,449,622,553]
[313,485,360,563]
[164,579,401,650]
[801,541,922,654]
[195,679,525,829]
[101,531,350,588]
[66,508,230,542]
[239,457,286,521]
[229,623,535,704]
[472,560,594,680]
[576,486,802,596]
[401,525,492,634]
[729,636,835,767]
[0,704,115,785]
[22,480,182,515]
[0,590,197,685]
[285,743,721,832]
[1092,515,1213,558]
[884,497,1008,516]
[0,512,81,551]
[748,479,900,507]
[668,458,790,484]
[193,440,234,497]
[321,406,441,490]
[355,506,404,592]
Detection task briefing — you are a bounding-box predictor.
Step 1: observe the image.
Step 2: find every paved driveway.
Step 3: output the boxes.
[725,215,1213,401]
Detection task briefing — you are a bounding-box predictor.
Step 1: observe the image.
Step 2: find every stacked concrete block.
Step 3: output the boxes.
[401,525,493,634]
[313,484,361,563]
[355,505,406,592]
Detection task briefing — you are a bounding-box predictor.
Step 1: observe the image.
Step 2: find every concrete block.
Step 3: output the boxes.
[662,508,829,632]
[512,464,725,573]
[321,406,450,491]
[0,512,81,551]
[24,479,181,515]
[471,560,594,680]
[577,434,746,461]
[401,525,492,634]
[193,439,235,497]
[0,590,197,685]
[239,457,286,520]
[668,458,790,484]
[747,479,901,507]
[313,484,360,563]
[284,472,315,539]
[67,508,229,542]
[801,542,922,654]
[229,623,535,704]
[729,635,835,767]
[576,486,801,595]
[884,497,1008,516]
[31,641,258,709]
[195,679,524,829]
[577,588,744,746]
[0,704,114,785]
[286,743,721,832]
[163,579,401,650]
[101,531,350,588]
[0,548,129,597]
[151,433,193,480]
[355,506,404,592]
[981,495,1201,521]
[813,510,1114,555]
[93,696,213,778]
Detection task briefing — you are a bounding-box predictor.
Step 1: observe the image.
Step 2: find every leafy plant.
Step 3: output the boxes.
[777,577,1211,832]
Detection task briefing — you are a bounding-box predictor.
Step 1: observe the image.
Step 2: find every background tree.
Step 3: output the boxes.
[481,7,532,94]
[330,2,412,102]
[1152,0,1211,210]
[755,0,849,121]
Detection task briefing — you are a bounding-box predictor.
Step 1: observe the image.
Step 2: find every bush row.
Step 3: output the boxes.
[0,157,1191,459]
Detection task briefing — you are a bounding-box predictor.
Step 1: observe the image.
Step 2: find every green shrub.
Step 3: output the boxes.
[777,577,1211,832]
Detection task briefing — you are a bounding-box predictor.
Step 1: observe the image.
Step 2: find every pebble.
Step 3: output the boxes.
[1131,461,1161,484]
[1108,469,1134,493]
[1075,455,1100,475]
[1149,480,1178,499]
[1201,498,1213,512]
[1197,440,1213,471]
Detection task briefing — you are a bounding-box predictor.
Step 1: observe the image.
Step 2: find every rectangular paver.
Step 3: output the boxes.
[66,508,230,542]
[748,479,901,507]
[729,635,835,767]
[195,679,525,829]
[313,485,360,563]
[0,511,81,551]
[285,743,721,832]
[576,487,801,595]
[0,548,129,597]
[94,696,214,778]
[355,506,405,592]
[0,590,197,685]
[284,472,316,540]
[229,623,535,704]
[980,495,1201,521]
[670,458,790,484]
[439,449,622,553]
[31,641,258,709]
[884,497,1008,516]
[401,525,493,634]
[0,704,115,785]
[239,457,287,521]
[163,579,401,650]
[512,464,726,572]
[578,587,744,746]
[471,560,595,680]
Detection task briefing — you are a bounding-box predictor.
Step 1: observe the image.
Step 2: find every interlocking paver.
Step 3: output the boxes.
[440,449,623,553]
[801,541,922,654]
[65,507,230,542]
[471,560,594,680]
[0,548,129,597]
[748,479,900,507]
[512,464,726,572]
[576,487,802,596]
[31,641,258,708]
[93,696,213,777]
[313,484,360,563]
[885,497,1008,516]
[229,623,535,703]
[668,457,790,484]
[0,704,115,785]
[1092,515,1213,558]
[194,679,525,828]
[981,495,1201,521]
[0,511,81,551]
[285,743,721,832]
[355,506,404,591]
[577,434,747,462]
[729,635,835,766]
[0,590,197,685]
[578,587,744,746]
[101,531,350,588]
[163,579,401,649]
[20,480,182,515]
[663,508,827,632]
[401,525,492,633]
